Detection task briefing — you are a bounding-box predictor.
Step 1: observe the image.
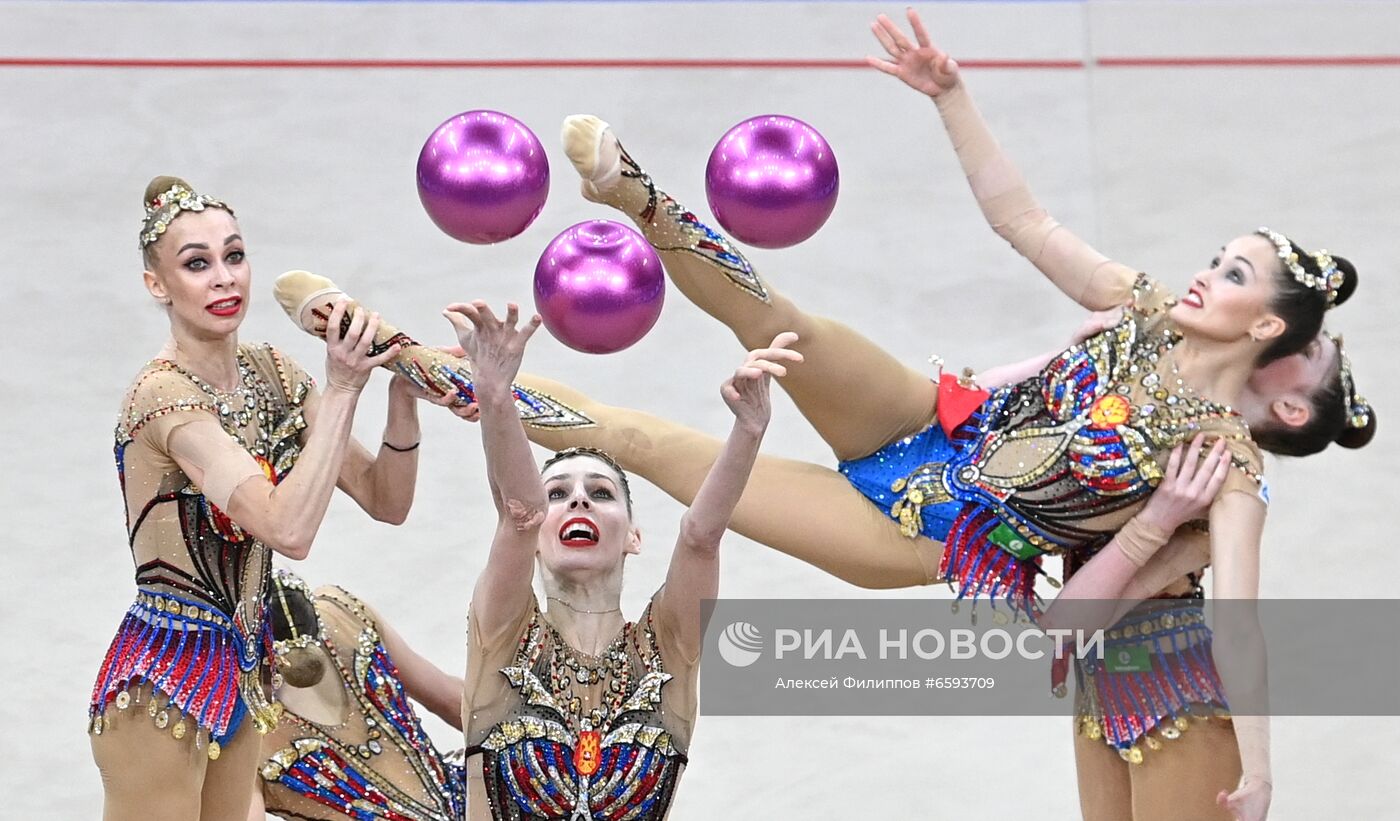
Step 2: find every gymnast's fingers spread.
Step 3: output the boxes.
[866,55,901,76]
[443,302,481,329]
[879,12,915,51]
[747,345,802,366]
[907,7,934,49]
[745,358,788,379]
[472,300,500,329]
[768,330,801,351]
[734,365,766,383]
[871,18,900,57]
[518,314,543,344]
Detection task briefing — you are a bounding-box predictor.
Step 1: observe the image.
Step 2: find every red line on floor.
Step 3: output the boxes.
[1097,55,1400,68]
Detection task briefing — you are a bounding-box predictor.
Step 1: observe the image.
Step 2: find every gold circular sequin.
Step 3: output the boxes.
[172,720,186,740]
[115,691,131,710]
[155,710,169,729]
[208,741,221,761]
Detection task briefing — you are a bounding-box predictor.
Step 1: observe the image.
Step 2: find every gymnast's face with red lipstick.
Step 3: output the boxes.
[142,207,250,339]
[537,454,641,583]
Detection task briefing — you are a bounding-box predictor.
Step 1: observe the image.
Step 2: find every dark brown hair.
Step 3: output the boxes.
[1252,340,1375,456]
[1258,237,1358,364]
[270,575,326,688]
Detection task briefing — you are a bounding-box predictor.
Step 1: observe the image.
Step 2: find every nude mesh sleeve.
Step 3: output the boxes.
[934,85,1137,309]
[165,418,267,511]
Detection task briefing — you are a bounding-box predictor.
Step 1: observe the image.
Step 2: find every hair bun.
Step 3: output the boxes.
[1331,255,1358,307]
[1336,410,1375,449]
[143,175,192,208]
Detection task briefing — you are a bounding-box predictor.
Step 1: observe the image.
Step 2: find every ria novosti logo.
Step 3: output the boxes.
[715,622,1108,666]
[716,621,764,667]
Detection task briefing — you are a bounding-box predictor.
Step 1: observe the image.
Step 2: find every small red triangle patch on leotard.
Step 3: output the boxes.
[938,373,990,437]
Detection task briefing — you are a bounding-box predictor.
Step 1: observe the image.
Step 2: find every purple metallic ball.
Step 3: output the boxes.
[416,110,549,244]
[705,115,839,249]
[534,220,665,354]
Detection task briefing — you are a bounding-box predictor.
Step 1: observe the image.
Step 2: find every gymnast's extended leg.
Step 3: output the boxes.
[521,372,941,588]
[561,115,937,461]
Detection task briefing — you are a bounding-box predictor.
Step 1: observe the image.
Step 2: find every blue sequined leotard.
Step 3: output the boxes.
[840,275,1264,610]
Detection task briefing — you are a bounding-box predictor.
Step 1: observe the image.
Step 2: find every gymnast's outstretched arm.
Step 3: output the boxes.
[444,301,550,640]
[655,335,795,656]
[1205,492,1272,819]
[868,9,1139,310]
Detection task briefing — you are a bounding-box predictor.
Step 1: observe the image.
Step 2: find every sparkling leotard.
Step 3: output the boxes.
[260,586,468,821]
[842,275,1264,610]
[89,343,310,751]
[462,592,697,821]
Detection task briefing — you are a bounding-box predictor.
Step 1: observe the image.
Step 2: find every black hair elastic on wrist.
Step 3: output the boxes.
[382,440,421,453]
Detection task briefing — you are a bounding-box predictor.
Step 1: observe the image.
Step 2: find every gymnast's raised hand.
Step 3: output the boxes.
[866,8,961,97]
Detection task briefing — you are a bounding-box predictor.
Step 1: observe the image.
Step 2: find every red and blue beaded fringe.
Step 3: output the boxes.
[1093,626,1226,749]
[89,592,255,744]
[937,504,1042,617]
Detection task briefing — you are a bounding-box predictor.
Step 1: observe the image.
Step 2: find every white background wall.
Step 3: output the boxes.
[1,1,1395,817]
